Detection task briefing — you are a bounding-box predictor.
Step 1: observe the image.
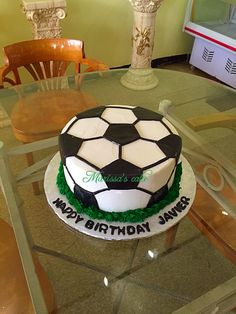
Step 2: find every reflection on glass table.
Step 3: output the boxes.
[190,0,236,38]
[0,69,235,313]
[184,0,236,88]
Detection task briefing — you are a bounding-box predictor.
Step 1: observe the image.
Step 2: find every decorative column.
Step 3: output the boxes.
[121,0,164,90]
[21,0,67,39]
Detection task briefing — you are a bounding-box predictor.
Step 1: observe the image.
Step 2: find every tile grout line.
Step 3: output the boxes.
[33,233,201,281]
[33,244,111,275]
[112,239,140,314]
[126,278,191,304]
[108,233,202,285]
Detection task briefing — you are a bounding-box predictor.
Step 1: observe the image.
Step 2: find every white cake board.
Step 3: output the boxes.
[44,153,196,241]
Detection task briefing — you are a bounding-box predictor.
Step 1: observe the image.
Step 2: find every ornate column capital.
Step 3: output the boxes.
[129,0,164,13]
[21,0,67,39]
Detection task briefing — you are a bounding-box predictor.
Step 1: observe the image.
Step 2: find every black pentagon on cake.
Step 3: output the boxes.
[133,107,163,121]
[76,106,106,119]
[101,159,142,189]
[147,184,169,207]
[59,133,83,165]
[157,134,182,162]
[104,124,140,145]
[74,183,99,208]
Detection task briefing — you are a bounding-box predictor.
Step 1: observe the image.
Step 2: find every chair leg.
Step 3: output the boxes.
[0,219,56,313]
[25,152,40,195]
[165,222,180,250]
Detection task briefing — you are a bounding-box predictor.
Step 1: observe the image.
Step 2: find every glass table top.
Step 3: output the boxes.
[0,68,235,313]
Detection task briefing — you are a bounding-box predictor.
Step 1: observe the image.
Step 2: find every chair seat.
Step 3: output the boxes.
[0,219,55,313]
[11,89,97,142]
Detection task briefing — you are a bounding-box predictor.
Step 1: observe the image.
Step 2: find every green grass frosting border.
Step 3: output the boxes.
[56,162,182,223]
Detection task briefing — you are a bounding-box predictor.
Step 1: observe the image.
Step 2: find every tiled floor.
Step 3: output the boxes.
[0,61,235,314]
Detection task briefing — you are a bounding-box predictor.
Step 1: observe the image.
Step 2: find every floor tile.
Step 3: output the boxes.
[117,282,185,314]
[38,252,125,314]
[19,185,79,253]
[20,182,139,276]
[128,217,201,268]
[120,236,236,301]
[58,281,125,314]
[60,232,139,276]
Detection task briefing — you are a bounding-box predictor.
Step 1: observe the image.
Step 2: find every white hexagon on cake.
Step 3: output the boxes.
[59,105,182,213]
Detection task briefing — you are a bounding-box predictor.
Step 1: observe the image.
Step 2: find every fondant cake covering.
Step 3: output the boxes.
[59,105,182,213]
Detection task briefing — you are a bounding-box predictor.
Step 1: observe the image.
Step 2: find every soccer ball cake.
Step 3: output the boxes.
[58,105,182,214]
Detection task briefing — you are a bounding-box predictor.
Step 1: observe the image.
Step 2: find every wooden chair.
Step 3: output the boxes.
[0,136,58,313]
[186,113,236,264]
[0,38,107,194]
[0,218,55,313]
[186,112,236,132]
[0,38,108,86]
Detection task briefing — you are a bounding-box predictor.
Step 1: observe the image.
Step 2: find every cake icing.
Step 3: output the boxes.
[58,105,182,215]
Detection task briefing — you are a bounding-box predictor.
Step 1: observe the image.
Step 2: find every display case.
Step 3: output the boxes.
[183,0,236,88]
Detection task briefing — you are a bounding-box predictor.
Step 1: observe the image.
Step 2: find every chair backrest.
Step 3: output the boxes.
[0,38,93,86]
[0,136,58,312]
